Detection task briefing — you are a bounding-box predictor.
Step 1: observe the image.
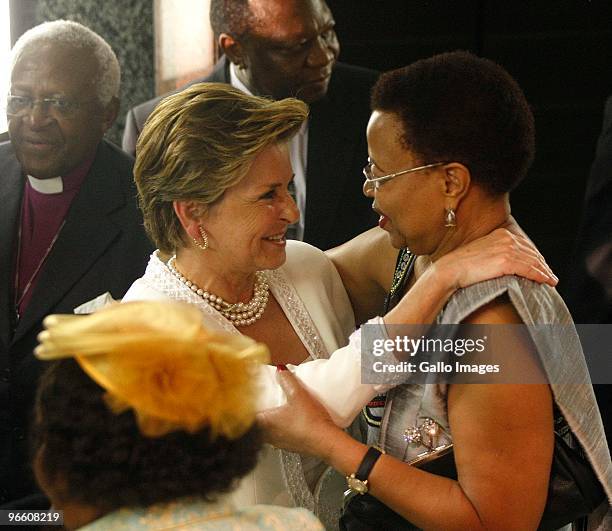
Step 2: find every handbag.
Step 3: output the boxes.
[541,431,606,530]
[341,426,606,531]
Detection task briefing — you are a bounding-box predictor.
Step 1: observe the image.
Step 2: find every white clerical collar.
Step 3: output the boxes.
[229,62,254,96]
[27,175,63,194]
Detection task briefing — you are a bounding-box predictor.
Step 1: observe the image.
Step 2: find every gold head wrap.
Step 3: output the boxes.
[35,301,270,439]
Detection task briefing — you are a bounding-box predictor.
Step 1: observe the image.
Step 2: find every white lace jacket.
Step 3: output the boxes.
[121,241,387,528]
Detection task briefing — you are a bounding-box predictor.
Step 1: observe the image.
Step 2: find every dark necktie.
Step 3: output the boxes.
[285,179,299,241]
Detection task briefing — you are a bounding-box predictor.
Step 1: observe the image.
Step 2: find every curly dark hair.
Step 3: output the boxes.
[210,0,255,38]
[371,50,535,196]
[31,359,261,512]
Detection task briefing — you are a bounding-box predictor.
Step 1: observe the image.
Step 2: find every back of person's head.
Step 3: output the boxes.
[32,301,269,514]
[134,82,307,254]
[11,19,120,106]
[371,50,535,195]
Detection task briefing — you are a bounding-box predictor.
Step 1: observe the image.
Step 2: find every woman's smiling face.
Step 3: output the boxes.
[202,142,300,274]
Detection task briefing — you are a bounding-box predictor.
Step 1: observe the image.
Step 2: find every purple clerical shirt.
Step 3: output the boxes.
[15,155,95,316]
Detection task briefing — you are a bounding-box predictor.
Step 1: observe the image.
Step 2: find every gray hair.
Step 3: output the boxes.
[11,20,120,106]
[210,0,254,38]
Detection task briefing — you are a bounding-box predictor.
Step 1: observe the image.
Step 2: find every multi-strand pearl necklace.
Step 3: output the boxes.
[167,256,269,327]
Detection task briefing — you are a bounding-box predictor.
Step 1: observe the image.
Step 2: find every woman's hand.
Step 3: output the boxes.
[256,367,341,458]
[384,224,557,326]
[433,226,558,290]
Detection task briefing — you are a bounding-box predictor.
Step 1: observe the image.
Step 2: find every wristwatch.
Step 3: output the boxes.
[346,446,383,495]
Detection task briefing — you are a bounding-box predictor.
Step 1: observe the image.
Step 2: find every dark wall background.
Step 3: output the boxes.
[329,0,612,286]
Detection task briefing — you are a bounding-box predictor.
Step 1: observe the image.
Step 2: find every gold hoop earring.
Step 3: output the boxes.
[192,225,209,250]
[444,208,456,228]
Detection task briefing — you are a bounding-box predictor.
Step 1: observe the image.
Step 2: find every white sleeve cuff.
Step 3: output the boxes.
[256,317,393,428]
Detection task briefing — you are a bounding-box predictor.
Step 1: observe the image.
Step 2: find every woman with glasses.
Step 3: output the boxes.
[258,51,610,530]
[121,82,557,527]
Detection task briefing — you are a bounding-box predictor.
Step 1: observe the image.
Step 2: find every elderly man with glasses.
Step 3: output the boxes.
[0,20,152,510]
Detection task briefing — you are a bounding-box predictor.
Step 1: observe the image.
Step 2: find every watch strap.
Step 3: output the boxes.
[355,446,383,481]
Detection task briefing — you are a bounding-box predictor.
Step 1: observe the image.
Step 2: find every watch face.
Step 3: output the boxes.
[347,476,369,494]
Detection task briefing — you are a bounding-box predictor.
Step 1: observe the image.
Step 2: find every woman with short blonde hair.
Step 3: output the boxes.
[135,83,307,254]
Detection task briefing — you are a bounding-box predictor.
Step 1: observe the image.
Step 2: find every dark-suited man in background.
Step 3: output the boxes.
[123,0,378,251]
[0,20,153,508]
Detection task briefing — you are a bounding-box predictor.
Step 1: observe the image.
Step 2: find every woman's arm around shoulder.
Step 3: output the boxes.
[326,227,398,325]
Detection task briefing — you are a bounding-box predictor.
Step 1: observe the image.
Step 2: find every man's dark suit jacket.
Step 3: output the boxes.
[0,139,154,507]
[123,57,379,250]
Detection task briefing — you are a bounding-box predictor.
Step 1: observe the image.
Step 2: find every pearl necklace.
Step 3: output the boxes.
[167,256,269,327]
